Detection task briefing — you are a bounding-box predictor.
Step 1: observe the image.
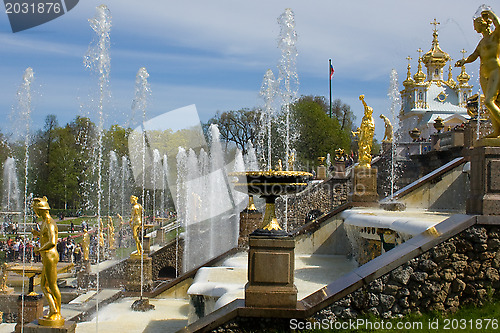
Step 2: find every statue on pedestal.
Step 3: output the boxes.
[456,6,500,141]
[108,216,116,250]
[380,114,393,143]
[82,228,90,261]
[129,195,143,255]
[352,95,375,168]
[31,196,64,327]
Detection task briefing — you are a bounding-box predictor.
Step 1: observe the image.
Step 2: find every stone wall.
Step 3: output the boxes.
[313,224,500,321]
[275,177,349,231]
[151,238,184,280]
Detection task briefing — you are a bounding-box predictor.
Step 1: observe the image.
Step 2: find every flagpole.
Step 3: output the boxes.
[329,59,332,118]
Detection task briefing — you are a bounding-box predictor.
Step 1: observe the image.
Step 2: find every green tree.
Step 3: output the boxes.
[291,96,351,168]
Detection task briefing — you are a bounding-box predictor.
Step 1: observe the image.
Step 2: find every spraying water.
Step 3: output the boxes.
[277,8,299,166]
[259,69,277,170]
[2,157,20,212]
[387,69,401,200]
[16,67,34,332]
[84,4,111,326]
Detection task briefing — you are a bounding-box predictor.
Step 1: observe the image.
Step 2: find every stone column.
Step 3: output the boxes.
[467,146,500,215]
[350,166,378,204]
[125,255,153,293]
[238,210,262,248]
[245,235,297,308]
[15,294,43,333]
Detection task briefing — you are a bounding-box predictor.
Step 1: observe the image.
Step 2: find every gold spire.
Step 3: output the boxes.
[403,56,414,87]
[457,49,471,84]
[422,19,451,80]
[413,48,426,83]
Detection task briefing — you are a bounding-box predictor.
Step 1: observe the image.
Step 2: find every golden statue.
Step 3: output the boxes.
[31,196,64,327]
[335,148,346,161]
[352,95,375,168]
[0,263,12,293]
[379,114,393,142]
[129,195,143,256]
[107,216,116,250]
[456,8,500,140]
[82,228,90,261]
[98,218,105,248]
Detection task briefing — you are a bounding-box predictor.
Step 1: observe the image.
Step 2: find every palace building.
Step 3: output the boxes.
[399,19,473,142]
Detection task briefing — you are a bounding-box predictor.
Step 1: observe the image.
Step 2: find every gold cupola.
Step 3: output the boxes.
[457,49,471,85]
[403,56,414,88]
[413,49,426,83]
[447,61,457,88]
[422,19,450,81]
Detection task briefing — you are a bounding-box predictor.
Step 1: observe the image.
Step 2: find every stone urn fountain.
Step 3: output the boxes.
[230,167,312,308]
[230,168,312,236]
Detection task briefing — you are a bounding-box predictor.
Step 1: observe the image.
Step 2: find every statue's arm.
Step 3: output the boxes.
[37,223,57,252]
[456,47,480,67]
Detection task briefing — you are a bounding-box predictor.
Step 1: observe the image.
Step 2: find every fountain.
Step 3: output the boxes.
[2,157,21,213]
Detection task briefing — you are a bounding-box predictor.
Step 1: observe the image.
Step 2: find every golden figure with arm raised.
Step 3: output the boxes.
[456,7,500,139]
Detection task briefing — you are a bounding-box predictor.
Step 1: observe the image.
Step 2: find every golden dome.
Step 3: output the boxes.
[422,20,450,70]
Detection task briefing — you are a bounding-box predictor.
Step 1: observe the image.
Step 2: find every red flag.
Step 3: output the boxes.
[330,63,335,80]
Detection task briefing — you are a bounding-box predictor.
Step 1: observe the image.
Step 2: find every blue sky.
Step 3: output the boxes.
[0,0,490,140]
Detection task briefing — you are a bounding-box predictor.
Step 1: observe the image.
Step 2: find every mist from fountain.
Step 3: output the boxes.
[177,125,244,272]
[120,155,133,217]
[2,157,20,212]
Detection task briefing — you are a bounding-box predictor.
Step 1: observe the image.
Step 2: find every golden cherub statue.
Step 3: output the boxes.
[379,114,393,143]
[352,95,375,168]
[129,195,143,256]
[455,7,500,141]
[0,263,12,293]
[31,196,64,327]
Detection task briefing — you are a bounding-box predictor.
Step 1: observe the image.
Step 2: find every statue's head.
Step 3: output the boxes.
[473,16,491,34]
[33,196,50,212]
[130,195,138,204]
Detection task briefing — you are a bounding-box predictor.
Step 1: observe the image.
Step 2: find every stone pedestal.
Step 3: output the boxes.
[245,235,297,308]
[350,166,378,204]
[238,210,262,248]
[333,161,345,178]
[317,165,327,180]
[24,320,76,333]
[125,255,153,293]
[467,146,500,215]
[143,236,151,254]
[16,294,43,333]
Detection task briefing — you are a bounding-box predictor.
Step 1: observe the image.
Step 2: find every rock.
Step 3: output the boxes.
[131,298,155,312]
[474,243,488,252]
[464,226,488,243]
[431,243,456,261]
[455,239,474,253]
[410,271,428,283]
[399,297,410,308]
[367,293,379,307]
[466,261,481,275]
[335,298,351,307]
[429,302,445,312]
[341,308,358,319]
[451,279,466,293]
[488,239,500,250]
[479,252,495,261]
[441,269,456,281]
[433,290,448,303]
[450,260,468,273]
[486,267,500,282]
[422,282,441,296]
[366,307,379,317]
[383,283,400,296]
[391,266,413,285]
[379,294,395,311]
[419,260,438,272]
[367,279,384,293]
[409,289,422,301]
[397,288,410,298]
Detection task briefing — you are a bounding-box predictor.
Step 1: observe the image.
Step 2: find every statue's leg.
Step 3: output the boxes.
[45,263,62,318]
[484,72,500,137]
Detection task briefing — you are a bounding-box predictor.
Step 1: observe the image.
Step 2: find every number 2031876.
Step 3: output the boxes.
[5,2,61,14]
